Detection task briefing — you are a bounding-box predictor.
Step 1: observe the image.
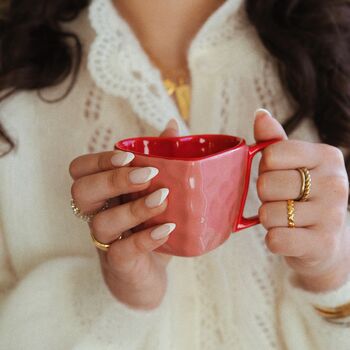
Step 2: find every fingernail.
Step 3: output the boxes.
[151,223,176,240]
[111,151,135,166]
[145,188,169,208]
[165,118,179,131]
[255,108,272,118]
[129,167,159,184]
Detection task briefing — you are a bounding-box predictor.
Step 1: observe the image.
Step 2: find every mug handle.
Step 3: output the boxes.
[234,138,280,231]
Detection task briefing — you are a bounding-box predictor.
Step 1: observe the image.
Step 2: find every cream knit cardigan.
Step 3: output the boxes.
[0,0,350,349]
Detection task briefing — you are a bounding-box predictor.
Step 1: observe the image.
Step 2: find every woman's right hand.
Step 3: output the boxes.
[69,120,179,310]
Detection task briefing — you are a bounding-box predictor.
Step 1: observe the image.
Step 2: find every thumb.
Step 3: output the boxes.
[159,118,179,138]
[254,108,288,142]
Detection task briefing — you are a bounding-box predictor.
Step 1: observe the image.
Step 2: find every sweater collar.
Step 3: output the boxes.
[87,0,244,135]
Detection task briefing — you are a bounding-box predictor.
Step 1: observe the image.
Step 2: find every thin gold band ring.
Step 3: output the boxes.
[295,167,311,202]
[90,231,111,251]
[90,231,123,252]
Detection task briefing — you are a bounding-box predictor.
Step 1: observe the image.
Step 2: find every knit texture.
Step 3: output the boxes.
[0,0,349,349]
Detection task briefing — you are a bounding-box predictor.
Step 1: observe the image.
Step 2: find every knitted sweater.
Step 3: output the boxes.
[0,0,349,349]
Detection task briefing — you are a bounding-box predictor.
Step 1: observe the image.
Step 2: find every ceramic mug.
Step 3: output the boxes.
[114,134,279,257]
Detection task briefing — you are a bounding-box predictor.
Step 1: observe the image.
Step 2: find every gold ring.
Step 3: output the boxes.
[295,168,306,200]
[287,199,295,228]
[90,231,111,251]
[70,198,109,223]
[90,231,124,252]
[295,167,311,202]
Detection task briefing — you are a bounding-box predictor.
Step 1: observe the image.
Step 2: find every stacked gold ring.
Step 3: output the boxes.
[287,167,312,228]
[295,167,311,202]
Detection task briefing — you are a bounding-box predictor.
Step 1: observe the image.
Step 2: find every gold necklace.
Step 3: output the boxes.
[143,50,192,123]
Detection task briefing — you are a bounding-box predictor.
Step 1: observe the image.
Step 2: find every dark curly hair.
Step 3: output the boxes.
[1,0,350,204]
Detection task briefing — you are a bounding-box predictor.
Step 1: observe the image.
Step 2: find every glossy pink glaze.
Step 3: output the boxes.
[115,134,278,257]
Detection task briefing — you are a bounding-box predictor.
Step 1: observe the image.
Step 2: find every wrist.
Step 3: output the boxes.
[295,250,350,292]
[295,266,349,292]
[102,264,167,310]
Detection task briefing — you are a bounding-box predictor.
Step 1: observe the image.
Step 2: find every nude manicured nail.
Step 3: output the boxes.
[145,188,169,208]
[165,119,179,131]
[111,151,135,166]
[255,108,272,118]
[129,167,159,184]
[151,223,176,240]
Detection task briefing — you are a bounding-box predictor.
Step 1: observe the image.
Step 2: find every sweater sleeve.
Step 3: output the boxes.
[0,104,173,350]
[279,214,350,350]
[0,255,172,350]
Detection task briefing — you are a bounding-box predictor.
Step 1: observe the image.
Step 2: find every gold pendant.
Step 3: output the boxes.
[164,79,191,122]
[175,83,191,122]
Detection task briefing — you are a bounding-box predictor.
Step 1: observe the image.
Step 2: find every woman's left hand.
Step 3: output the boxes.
[254,109,350,292]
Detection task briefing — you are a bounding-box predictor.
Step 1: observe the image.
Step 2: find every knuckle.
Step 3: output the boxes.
[265,229,281,254]
[133,235,151,254]
[323,174,349,201]
[69,157,81,179]
[329,205,345,228]
[97,153,110,172]
[333,176,349,200]
[321,174,334,189]
[90,214,105,237]
[258,204,269,228]
[71,179,83,201]
[128,199,147,222]
[322,233,339,257]
[326,145,345,164]
[256,174,267,200]
[107,168,123,191]
[319,143,332,156]
[262,147,275,169]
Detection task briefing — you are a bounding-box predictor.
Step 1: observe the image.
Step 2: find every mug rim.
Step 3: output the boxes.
[114,134,246,161]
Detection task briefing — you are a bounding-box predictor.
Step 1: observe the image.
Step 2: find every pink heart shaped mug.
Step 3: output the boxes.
[115,134,278,257]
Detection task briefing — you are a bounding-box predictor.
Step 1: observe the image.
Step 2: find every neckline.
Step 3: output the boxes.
[87,0,244,135]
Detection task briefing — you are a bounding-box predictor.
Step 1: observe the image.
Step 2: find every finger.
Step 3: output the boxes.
[259,140,345,174]
[265,227,338,260]
[257,169,314,201]
[71,166,159,213]
[257,169,348,204]
[91,188,170,244]
[254,108,288,142]
[259,201,317,229]
[69,150,135,180]
[160,119,179,138]
[105,223,176,273]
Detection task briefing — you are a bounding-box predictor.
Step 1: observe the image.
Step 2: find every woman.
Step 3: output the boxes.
[0,0,349,348]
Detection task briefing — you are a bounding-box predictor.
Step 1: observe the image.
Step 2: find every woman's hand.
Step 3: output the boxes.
[69,119,179,310]
[254,109,350,292]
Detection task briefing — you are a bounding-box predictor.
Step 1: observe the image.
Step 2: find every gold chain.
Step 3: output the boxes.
[141,46,191,123]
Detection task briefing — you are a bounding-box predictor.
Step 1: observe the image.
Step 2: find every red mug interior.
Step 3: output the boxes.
[116,134,244,160]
